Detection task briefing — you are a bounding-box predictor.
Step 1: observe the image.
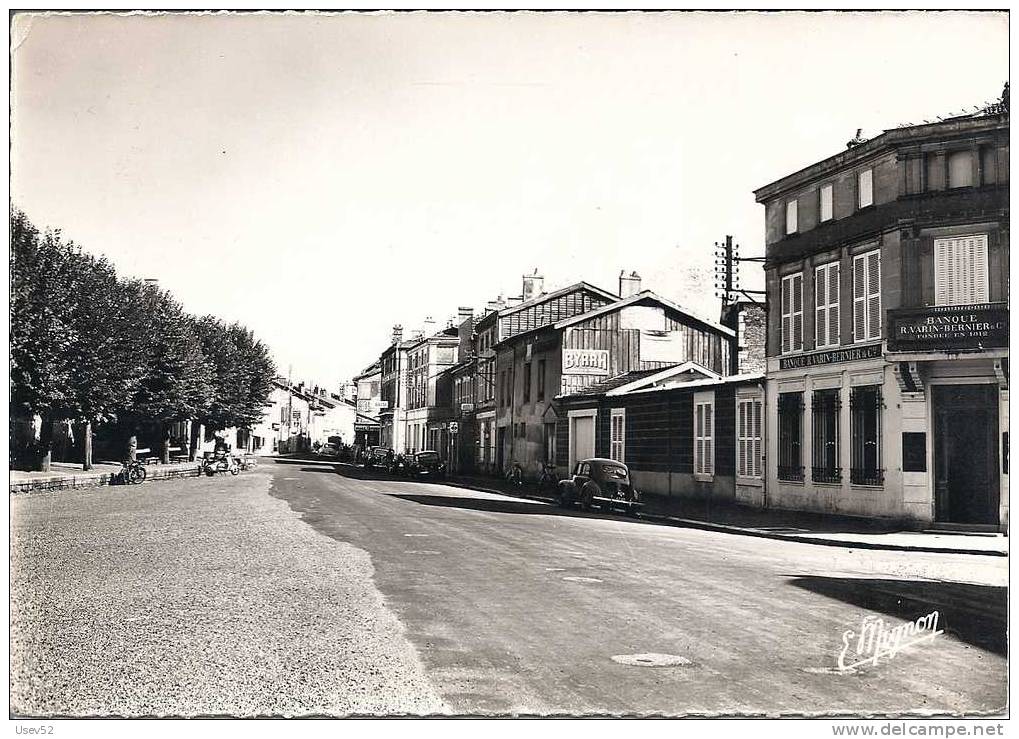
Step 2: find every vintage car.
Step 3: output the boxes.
[557,458,642,515]
[405,450,447,480]
[365,446,394,468]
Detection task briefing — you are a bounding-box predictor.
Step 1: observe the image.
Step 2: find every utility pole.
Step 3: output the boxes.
[714,235,766,306]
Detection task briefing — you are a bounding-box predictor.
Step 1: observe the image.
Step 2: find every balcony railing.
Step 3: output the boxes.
[778,465,804,482]
[850,468,885,486]
[811,466,842,484]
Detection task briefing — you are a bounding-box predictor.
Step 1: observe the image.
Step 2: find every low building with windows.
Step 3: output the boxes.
[754,94,1008,529]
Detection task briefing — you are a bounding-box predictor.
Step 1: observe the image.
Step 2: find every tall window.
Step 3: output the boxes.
[523,362,531,403]
[785,199,798,235]
[947,150,973,188]
[858,168,873,209]
[853,250,881,342]
[819,183,834,222]
[850,386,883,486]
[934,234,989,306]
[537,359,546,401]
[811,389,841,483]
[781,272,804,354]
[815,262,840,349]
[694,392,714,478]
[778,392,804,481]
[543,422,556,463]
[610,409,626,463]
[737,395,763,478]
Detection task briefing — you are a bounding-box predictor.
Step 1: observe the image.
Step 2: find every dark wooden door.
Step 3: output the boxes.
[933,385,999,525]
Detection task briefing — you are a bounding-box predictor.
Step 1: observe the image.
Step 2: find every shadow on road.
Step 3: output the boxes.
[389,492,659,526]
[788,576,1006,656]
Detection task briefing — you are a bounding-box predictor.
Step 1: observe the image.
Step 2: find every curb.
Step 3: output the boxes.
[9,463,203,494]
[438,477,1007,558]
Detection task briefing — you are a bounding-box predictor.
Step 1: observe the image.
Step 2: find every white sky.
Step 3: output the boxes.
[11,11,1008,387]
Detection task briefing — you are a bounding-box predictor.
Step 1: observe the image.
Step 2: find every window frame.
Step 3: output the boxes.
[609,408,626,463]
[693,391,715,481]
[777,392,804,482]
[933,234,989,306]
[811,388,841,484]
[819,182,834,223]
[537,359,546,401]
[523,362,531,403]
[852,249,881,343]
[785,199,798,235]
[814,261,840,349]
[850,385,883,486]
[736,393,763,480]
[781,272,804,354]
[857,168,874,209]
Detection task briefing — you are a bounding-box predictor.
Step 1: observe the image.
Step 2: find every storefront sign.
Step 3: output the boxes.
[460,403,475,413]
[887,303,1008,352]
[779,343,882,370]
[563,348,610,376]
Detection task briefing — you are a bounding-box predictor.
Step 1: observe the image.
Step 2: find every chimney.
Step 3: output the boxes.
[458,306,474,325]
[521,269,544,302]
[392,324,403,345]
[619,270,642,298]
[422,316,436,337]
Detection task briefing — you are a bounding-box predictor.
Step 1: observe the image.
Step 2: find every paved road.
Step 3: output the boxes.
[11,457,1007,717]
[269,459,1006,716]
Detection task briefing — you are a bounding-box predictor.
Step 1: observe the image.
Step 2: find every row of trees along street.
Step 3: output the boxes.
[10,210,277,472]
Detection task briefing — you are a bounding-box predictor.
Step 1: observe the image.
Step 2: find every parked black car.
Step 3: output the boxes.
[365,446,393,469]
[405,450,446,480]
[557,458,642,515]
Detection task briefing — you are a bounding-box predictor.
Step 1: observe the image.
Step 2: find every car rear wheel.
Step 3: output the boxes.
[582,491,593,511]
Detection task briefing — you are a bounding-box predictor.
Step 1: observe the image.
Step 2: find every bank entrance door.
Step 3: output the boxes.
[933,385,999,525]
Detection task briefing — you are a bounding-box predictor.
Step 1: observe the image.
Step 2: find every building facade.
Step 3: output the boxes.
[754,101,1008,529]
[403,324,460,455]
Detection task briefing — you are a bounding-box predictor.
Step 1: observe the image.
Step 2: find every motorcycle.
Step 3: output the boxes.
[201,452,240,476]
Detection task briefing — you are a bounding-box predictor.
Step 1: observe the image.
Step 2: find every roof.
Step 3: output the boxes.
[558,371,764,401]
[554,290,735,338]
[565,367,672,397]
[498,281,618,318]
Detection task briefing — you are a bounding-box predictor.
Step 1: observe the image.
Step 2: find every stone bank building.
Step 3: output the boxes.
[754,100,1009,530]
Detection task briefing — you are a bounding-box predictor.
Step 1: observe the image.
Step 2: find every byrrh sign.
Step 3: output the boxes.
[888,303,1008,352]
[562,348,610,376]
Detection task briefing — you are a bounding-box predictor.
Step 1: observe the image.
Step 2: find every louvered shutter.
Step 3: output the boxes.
[792,274,803,351]
[935,235,989,305]
[753,400,762,477]
[853,254,867,341]
[815,267,827,348]
[781,277,792,353]
[866,251,881,339]
[704,403,713,475]
[695,405,703,474]
[828,263,840,346]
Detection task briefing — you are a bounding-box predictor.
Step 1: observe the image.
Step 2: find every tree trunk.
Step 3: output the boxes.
[189,420,201,461]
[37,412,54,472]
[159,422,170,464]
[83,421,93,471]
[127,433,138,462]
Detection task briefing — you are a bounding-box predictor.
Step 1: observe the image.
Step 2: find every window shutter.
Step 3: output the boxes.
[853,254,867,341]
[705,403,713,475]
[695,405,703,474]
[814,267,827,348]
[866,251,881,339]
[828,263,840,346]
[738,402,747,477]
[792,274,803,351]
[858,169,873,208]
[753,400,762,477]
[934,235,988,305]
[781,277,792,353]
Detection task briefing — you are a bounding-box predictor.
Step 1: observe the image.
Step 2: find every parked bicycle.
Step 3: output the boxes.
[505,461,524,487]
[118,459,147,485]
[536,462,559,494]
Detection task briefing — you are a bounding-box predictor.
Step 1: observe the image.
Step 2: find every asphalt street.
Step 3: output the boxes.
[11,457,1008,717]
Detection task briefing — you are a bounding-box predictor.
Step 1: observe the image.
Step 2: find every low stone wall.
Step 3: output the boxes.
[9,462,202,494]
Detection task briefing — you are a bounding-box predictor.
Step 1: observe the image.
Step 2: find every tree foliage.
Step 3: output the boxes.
[194,317,276,431]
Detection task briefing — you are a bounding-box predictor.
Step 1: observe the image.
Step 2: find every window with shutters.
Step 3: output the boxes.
[850,386,883,486]
[609,409,625,463]
[814,262,840,349]
[934,234,989,306]
[737,395,763,479]
[811,389,841,484]
[785,200,798,234]
[852,250,881,342]
[781,272,804,354]
[858,168,873,209]
[778,392,804,481]
[694,392,714,479]
[819,183,834,222]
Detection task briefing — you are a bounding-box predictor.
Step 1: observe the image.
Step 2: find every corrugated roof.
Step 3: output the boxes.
[568,367,675,397]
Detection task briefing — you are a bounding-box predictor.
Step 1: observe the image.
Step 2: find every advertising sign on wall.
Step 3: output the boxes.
[562,348,610,375]
[887,303,1008,352]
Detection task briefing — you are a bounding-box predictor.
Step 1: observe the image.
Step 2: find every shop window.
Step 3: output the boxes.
[819,183,834,222]
[737,395,763,478]
[852,250,881,342]
[850,386,883,486]
[811,389,841,484]
[781,272,804,354]
[934,234,989,306]
[814,262,840,349]
[778,392,804,481]
[858,168,873,209]
[610,409,625,463]
[694,392,714,478]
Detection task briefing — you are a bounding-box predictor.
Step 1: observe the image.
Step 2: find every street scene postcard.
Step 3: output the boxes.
[7,8,1012,730]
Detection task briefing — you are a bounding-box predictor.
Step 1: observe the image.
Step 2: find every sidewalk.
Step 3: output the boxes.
[10,460,201,493]
[435,471,1008,558]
